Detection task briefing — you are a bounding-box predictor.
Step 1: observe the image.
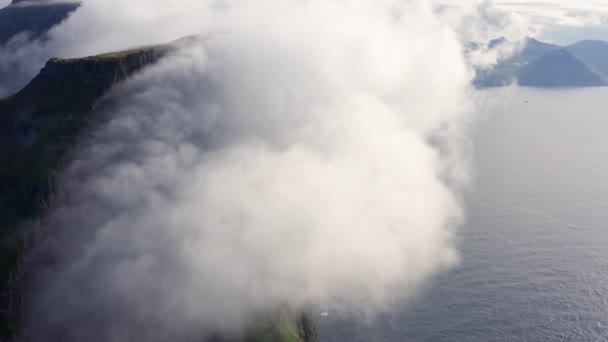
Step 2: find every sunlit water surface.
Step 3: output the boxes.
[317,87,608,341]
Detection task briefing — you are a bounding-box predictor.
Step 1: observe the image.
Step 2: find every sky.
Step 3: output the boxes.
[436,0,608,44]
[2,0,608,44]
[497,0,608,43]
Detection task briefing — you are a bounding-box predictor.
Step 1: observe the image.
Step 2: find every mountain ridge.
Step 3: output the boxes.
[474,37,608,88]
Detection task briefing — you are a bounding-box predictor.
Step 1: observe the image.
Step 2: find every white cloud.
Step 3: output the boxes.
[437,0,608,40]
[495,0,608,34]
[2,0,607,97]
[20,1,475,340]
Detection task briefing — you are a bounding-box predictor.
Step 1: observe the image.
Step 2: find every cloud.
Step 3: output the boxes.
[490,1,608,44]
[437,1,530,41]
[437,0,608,44]
[3,0,608,97]
[432,1,531,68]
[0,0,509,97]
[432,0,608,65]
[496,0,608,27]
[18,0,475,341]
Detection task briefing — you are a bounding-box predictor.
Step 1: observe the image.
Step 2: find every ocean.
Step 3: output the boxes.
[317,87,608,341]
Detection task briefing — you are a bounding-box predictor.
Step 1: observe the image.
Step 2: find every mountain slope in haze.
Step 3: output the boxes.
[518,49,606,87]
[518,38,561,61]
[473,38,562,87]
[474,38,608,88]
[0,0,80,45]
[566,40,608,77]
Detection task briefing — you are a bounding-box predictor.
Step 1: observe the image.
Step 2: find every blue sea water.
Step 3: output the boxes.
[317,87,608,341]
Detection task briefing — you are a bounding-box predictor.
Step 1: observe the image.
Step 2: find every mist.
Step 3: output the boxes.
[18,0,478,341]
[0,0,542,97]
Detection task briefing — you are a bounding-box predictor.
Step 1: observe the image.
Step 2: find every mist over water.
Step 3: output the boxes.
[318,87,608,341]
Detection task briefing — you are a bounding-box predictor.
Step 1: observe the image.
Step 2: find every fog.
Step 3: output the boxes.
[315,85,608,341]
[10,0,481,341]
[0,0,543,97]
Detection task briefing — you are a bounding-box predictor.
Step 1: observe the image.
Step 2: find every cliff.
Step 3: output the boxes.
[0,43,319,341]
[0,1,80,44]
[0,46,167,338]
[0,46,168,193]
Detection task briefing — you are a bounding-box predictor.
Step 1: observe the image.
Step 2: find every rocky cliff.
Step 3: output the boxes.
[0,43,319,341]
[0,46,167,338]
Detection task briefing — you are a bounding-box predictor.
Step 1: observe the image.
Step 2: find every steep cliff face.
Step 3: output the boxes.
[0,43,320,341]
[0,1,79,44]
[0,47,168,204]
[0,46,167,337]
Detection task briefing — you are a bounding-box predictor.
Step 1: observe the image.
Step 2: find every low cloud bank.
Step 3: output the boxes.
[18,1,478,341]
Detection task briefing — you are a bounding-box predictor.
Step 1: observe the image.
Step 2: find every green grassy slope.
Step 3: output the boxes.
[248,311,319,342]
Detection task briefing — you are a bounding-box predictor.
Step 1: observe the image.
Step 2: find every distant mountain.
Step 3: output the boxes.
[0,0,79,45]
[518,49,606,87]
[474,38,608,88]
[519,38,561,61]
[567,40,608,76]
